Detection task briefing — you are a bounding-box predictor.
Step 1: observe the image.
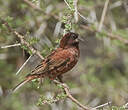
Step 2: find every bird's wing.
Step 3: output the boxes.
[28,49,70,75]
[30,50,56,74]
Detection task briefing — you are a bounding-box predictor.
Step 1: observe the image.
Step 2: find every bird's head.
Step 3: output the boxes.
[60,32,79,49]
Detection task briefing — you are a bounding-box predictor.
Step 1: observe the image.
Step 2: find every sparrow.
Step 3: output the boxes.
[12,32,80,92]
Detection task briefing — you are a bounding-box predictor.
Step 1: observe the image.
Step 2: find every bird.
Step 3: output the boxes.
[12,32,80,92]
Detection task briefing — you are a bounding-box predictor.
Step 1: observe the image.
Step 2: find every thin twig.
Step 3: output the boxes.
[16,55,33,75]
[74,0,78,22]
[98,0,110,31]
[77,12,91,23]
[92,102,111,109]
[1,43,21,48]
[53,80,90,110]
[64,0,72,10]
[23,0,43,12]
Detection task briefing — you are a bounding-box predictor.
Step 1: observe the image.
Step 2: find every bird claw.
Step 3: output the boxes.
[37,78,43,88]
[62,83,69,89]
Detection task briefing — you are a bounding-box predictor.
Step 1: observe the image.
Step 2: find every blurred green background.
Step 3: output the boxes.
[0,0,128,110]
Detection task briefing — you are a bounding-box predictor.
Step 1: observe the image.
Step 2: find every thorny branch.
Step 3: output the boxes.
[53,80,112,110]
[53,80,91,110]
[0,18,44,60]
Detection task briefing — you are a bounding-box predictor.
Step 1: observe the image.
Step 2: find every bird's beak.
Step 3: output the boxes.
[78,36,84,42]
[75,38,79,43]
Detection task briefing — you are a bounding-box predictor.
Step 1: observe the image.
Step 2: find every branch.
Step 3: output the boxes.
[53,80,91,110]
[0,18,44,60]
[81,25,128,45]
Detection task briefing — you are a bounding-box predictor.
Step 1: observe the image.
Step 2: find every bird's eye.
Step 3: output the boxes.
[71,33,78,39]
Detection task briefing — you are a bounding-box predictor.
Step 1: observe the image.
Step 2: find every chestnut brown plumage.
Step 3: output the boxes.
[12,32,80,92]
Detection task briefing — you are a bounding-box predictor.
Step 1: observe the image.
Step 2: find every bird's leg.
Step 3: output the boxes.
[57,75,69,94]
[57,75,63,83]
[37,77,43,88]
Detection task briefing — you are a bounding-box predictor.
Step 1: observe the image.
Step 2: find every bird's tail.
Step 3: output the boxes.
[12,79,30,93]
[11,74,42,93]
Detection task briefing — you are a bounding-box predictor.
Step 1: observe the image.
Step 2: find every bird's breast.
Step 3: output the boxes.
[68,48,79,68]
[57,47,79,75]
[48,47,79,78]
